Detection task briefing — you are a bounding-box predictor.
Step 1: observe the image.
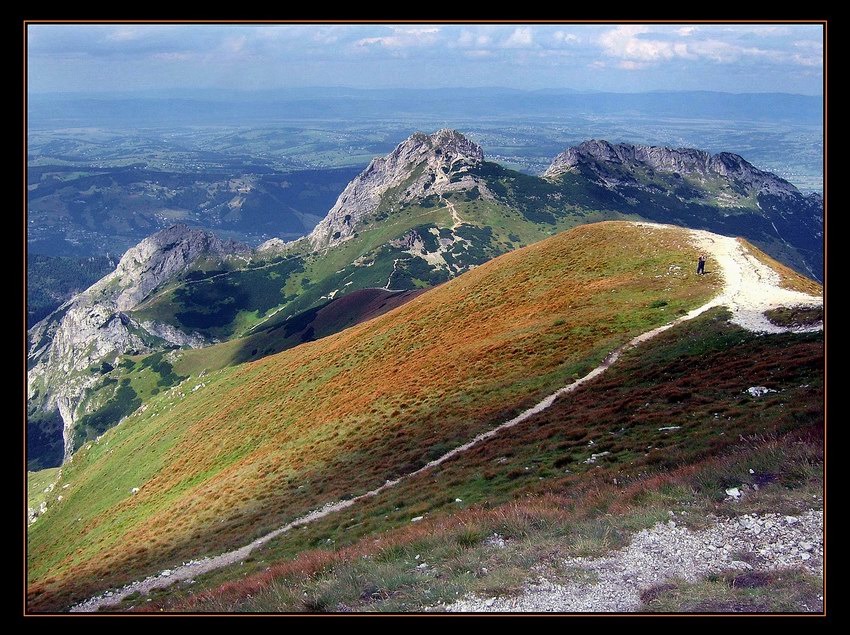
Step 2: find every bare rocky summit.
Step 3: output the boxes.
[303,129,490,251]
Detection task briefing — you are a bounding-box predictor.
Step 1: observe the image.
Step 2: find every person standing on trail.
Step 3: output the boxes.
[697,255,706,276]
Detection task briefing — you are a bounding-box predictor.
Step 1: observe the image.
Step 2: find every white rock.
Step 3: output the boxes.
[725,487,741,498]
[411,516,424,523]
[746,386,777,397]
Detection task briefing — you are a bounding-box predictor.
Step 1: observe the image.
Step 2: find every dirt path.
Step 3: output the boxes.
[441,195,464,229]
[684,226,822,333]
[384,258,401,290]
[444,509,824,613]
[69,222,821,612]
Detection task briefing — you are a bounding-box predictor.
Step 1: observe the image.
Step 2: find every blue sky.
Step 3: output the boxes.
[27,23,824,94]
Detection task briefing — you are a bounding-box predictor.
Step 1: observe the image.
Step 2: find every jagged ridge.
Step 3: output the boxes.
[544,139,800,197]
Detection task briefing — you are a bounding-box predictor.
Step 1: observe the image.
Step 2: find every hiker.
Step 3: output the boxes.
[697,255,706,275]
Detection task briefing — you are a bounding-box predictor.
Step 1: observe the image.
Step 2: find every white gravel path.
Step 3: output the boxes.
[443,509,823,613]
[632,223,822,334]
[67,223,823,612]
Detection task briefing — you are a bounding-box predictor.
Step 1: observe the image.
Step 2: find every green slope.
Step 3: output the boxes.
[28,221,719,610]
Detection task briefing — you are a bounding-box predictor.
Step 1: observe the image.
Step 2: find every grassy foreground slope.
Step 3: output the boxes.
[28,222,719,610]
[161,309,822,613]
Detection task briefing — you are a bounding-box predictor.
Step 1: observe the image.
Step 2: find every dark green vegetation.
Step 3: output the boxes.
[27,223,721,611]
[125,308,823,613]
[26,407,64,471]
[27,254,116,327]
[134,257,306,339]
[641,569,823,613]
[167,288,425,375]
[72,383,141,451]
[765,305,824,328]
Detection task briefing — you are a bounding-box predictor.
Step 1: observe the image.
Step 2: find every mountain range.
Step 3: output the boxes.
[26,130,824,612]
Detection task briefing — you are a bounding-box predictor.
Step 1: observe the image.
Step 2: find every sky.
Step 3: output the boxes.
[27,23,824,95]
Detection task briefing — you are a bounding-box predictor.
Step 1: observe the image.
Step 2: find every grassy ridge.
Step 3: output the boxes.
[133,310,824,612]
[27,222,718,610]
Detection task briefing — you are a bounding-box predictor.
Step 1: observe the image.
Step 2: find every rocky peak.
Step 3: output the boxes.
[27,225,250,462]
[103,225,250,311]
[544,140,799,197]
[306,130,487,250]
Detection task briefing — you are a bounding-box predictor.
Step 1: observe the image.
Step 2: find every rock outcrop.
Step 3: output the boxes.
[544,140,800,198]
[306,129,489,250]
[27,225,250,463]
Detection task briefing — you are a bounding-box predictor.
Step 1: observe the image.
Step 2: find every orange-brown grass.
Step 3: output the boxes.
[28,221,718,611]
[161,314,823,613]
[738,238,822,295]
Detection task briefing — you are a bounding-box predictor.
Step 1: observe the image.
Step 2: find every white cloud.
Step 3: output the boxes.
[723,25,791,37]
[502,27,534,49]
[354,26,440,50]
[599,25,689,62]
[793,53,823,67]
[553,31,579,43]
[311,27,342,44]
[457,30,491,47]
[597,25,790,66]
[465,49,493,58]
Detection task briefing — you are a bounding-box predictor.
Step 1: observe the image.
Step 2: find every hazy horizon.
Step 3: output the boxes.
[27,23,824,95]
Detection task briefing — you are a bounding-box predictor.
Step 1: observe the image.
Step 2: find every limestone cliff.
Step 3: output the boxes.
[27,225,250,462]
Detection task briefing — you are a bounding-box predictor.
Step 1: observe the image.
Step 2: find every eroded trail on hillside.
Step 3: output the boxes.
[69,222,822,612]
[682,226,822,333]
